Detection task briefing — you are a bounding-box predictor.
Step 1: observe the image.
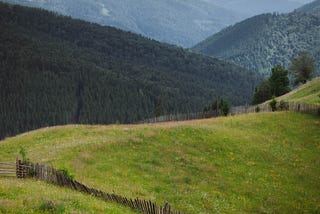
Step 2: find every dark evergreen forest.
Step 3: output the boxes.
[0,3,260,139]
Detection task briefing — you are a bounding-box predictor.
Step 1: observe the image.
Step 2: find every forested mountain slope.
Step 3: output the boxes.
[0,3,260,139]
[210,0,302,16]
[1,0,246,47]
[193,12,320,75]
[2,0,307,48]
[296,0,320,13]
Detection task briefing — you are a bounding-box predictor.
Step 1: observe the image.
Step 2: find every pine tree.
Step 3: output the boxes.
[289,51,316,85]
[269,65,290,96]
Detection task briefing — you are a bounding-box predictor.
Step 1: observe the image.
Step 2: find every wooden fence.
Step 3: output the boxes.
[8,160,182,214]
[230,101,320,115]
[0,162,16,177]
[140,111,220,123]
[139,101,320,124]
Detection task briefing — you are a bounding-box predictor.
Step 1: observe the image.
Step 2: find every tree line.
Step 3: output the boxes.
[253,51,317,104]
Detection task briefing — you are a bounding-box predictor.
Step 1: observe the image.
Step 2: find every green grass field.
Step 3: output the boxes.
[278,77,320,105]
[0,179,135,213]
[0,112,319,213]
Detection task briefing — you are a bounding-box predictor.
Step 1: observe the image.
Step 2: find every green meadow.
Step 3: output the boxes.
[278,77,320,105]
[0,112,319,213]
[0,179,135,214]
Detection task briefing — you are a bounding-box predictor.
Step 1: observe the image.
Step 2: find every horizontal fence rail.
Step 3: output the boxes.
[0,162,16,177]
[139,111,220,124]
[139,101,320,124]
[14,160,182,214]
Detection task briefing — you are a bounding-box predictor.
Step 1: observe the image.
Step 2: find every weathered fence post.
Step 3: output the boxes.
[16,158,22,178]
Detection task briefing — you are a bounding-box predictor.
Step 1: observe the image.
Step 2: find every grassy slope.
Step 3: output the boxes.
[0,112,319,213]
[278,77,320,105]
[0,179,135,213]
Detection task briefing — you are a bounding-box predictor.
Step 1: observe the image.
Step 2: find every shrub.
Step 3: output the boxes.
[255,106,261,113]
[221,100,230,116]
[19,147,30,164]
[39,200,65,213]
[270,96,277,112]
[58,167,75,180]
[279,100,289,111]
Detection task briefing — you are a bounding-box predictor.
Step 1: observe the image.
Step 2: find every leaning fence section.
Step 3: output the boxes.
[14,160,182,214]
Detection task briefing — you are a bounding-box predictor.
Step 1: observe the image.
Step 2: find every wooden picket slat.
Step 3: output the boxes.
[0,162,16,166]
[0,171,16,174]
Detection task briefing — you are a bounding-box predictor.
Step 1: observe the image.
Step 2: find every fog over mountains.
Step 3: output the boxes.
[1,0,311,47]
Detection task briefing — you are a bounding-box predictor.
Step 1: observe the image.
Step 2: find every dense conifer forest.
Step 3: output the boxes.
[193,11,320,75]
[0,3,260,139]
[296,0,320,13]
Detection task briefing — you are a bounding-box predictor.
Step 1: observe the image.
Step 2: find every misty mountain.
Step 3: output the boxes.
[296,0,320,13]
[1,0,307,47]
[1,0,246,47]
[210,0,303,16]
[193,11,320,75]
[0,2,260,139]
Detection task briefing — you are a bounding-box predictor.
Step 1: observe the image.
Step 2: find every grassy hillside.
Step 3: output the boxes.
[193,12,320,75]
[0,112,319,213]
[0,2,260,140]
[0,179,135,213]
[277,77,320,105]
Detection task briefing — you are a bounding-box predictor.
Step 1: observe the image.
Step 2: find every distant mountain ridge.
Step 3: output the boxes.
[0,2,260,139]
[296,0,320,13]
[193,11,320,75]
[0,0,306,47]
[1,0,246,47]
[210,0,302,16]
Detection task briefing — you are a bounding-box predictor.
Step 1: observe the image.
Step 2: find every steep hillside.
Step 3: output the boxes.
[0,3,260,139]
[1,0,246,47]
[277,77,320,104]
[193,12,320,75]
[0,112,319,213]
[296,0,320,13]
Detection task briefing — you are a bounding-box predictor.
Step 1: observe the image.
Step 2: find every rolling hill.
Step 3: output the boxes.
[0,3,260,140]
[193,11,320,75]
[0,112,319,213]
[276,77,320,104]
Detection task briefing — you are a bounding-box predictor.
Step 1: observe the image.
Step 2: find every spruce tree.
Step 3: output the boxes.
[289,51,316,85]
